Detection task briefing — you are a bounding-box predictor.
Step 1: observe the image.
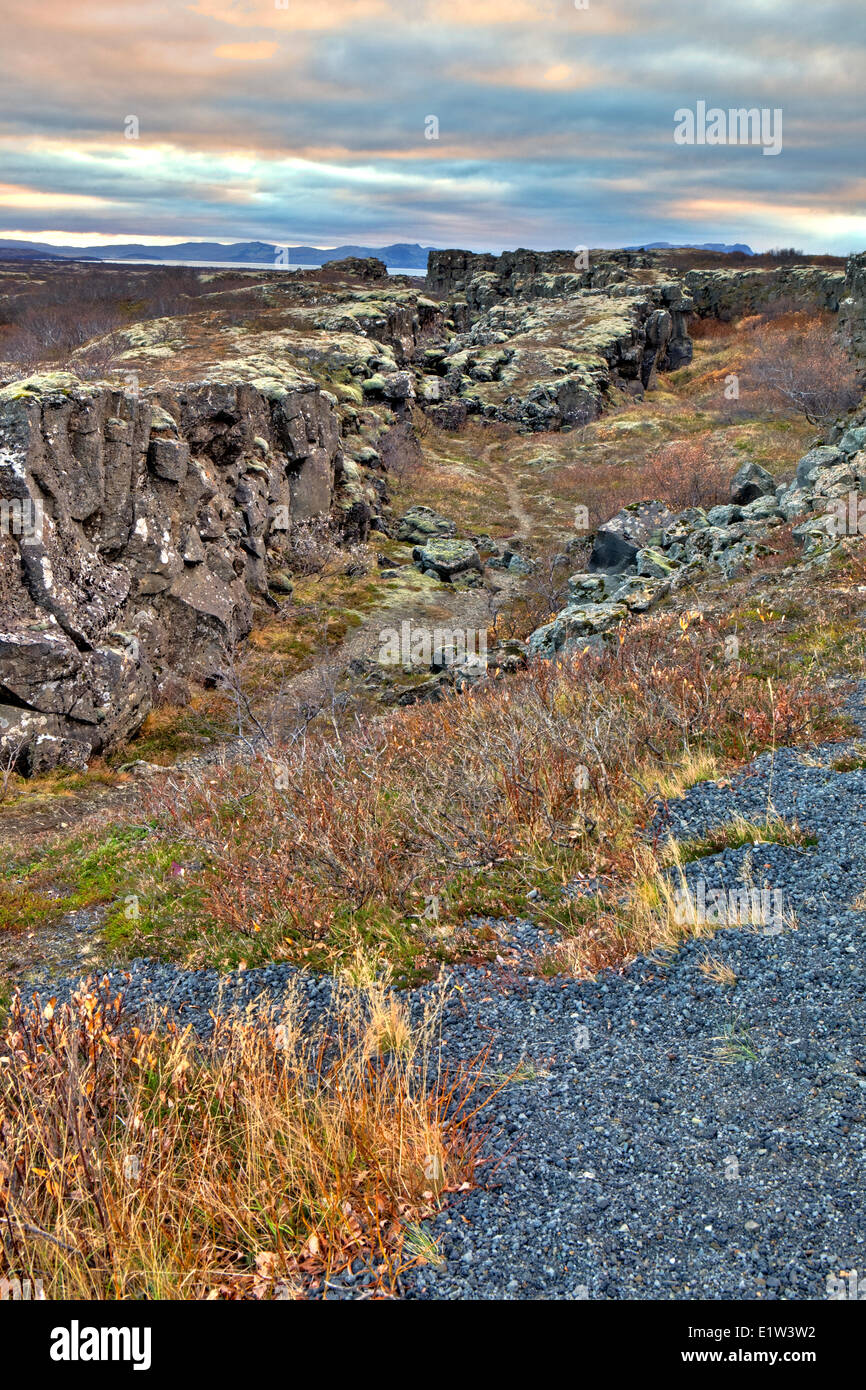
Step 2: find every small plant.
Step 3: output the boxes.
[712,1012,759,1065]
[402,1223,445,1266]
[698,954,738,988]
[673,814,815,863]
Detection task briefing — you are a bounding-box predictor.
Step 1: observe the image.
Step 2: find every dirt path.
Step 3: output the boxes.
[483,441,533,540]
[255,558,523,741]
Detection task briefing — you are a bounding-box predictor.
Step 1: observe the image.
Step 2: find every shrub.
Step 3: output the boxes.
[136,606,841,975]
[747,317,861,424]
[643,436,732,510]
[0,972,488,1298]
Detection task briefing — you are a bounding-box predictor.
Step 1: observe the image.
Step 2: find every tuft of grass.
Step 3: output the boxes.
[0,973,492,1299]
[832,747,866,773]
[402,1223,445,1267]
[673,814,816,863]
[698,954,738,988]
[653,750,720,800]
[712,1013,760,1065]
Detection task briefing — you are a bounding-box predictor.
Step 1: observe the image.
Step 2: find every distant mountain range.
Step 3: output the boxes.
[0,238,761,269]
[0,239,437,269]
[625,241,755,255]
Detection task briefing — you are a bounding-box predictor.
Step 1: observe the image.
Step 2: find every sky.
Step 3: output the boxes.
[0,0,864,255]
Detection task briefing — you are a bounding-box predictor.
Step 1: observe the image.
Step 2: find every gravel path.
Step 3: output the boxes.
[28,692,866,1301]
[400,700,866,1301]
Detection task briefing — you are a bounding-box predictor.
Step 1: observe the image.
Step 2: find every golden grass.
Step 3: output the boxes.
[698,955,739,988]
[0,968,493,1300]
[652,751,721,800]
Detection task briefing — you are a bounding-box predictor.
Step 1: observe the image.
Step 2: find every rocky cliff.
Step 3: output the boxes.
[840,251,866,361]
[423,249,694,430]
[0,371,345,771]
[528,423,866,657]
[683,264,845,321]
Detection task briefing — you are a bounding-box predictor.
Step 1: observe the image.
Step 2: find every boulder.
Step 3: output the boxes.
[809,460,857,498]
[608,575,670,612]
[528,601,628,656]
[730,461,775,505]
[839,426,866,456]
[411,537,482,580]
[792,513,840,556]
[635,547,683,579]
[507,554,535,575]
[589,501,675,574]
[381,371,415,402]
[738,495,781,519]
[394,506,456,544]
[566,573,609,602]
[795,445,844,489]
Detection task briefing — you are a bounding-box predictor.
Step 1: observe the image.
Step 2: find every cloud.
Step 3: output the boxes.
[0,182,117,211]
[213,42,278,61]
[0,0,863,252]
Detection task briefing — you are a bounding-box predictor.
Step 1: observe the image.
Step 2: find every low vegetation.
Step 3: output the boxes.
[0,970,493,1299]
[2,259,863,1298]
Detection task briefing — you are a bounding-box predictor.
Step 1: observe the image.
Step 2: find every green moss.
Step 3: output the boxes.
[0,371,83,403]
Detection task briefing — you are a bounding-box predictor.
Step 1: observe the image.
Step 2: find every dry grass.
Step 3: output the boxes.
[0,969,492,1299]
[672,813,815,863]
[651,750,721,800]
[123,600,843,978]
[642,436,733,511]
[698,955,738,987]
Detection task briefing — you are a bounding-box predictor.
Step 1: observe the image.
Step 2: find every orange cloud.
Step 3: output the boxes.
[0,184,115,210]
[214,41,277,60]
[191,0,388,30]
[668,193,866,243]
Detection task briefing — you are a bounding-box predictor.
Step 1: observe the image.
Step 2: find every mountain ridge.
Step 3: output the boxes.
[0,238,438,268]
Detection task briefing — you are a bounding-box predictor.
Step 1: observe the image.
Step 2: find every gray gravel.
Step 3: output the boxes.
[28,690,866,1300]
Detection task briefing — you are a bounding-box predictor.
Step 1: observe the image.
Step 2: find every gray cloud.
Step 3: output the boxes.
[0,0,863,252]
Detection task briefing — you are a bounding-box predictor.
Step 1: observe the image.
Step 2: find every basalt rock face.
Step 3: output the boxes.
[0,372,344,770]
[424,250,856,435]
[424,249,693,431]
[839,252,866,362]
[319,256,389,282]
[683,264,845,321]
[427,247,653,303]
